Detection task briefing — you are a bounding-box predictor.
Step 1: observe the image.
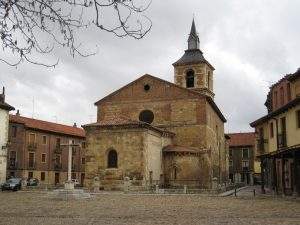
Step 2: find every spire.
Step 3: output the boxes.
[188,19,200,50]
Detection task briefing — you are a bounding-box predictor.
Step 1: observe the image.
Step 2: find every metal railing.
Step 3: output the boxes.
[54,163,62,170]
[27,143,37,151]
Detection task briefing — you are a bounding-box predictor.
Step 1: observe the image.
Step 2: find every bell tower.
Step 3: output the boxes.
[173,19,215,99]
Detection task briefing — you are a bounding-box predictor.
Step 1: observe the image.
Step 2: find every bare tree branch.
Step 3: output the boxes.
[0,0,152,67]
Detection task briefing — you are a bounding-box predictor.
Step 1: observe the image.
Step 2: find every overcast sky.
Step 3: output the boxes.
[1,0,299,133]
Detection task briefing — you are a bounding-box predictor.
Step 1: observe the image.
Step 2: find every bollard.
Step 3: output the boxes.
[234,188,237,197]
[253,189,256,197]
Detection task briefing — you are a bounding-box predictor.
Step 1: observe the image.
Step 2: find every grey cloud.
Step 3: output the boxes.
[1,0,299,132]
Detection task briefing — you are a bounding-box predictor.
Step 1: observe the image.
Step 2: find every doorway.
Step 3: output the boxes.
[55,173,60,185]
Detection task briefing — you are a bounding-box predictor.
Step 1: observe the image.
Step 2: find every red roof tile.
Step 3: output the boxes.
[83,115,175,136]
[10,115,85,138]
[227,132,255,147]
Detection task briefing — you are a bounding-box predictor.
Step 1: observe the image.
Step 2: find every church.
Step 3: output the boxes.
[83,20,229,190]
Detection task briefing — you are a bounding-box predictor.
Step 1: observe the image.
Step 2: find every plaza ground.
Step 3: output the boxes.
[0,188,299,225]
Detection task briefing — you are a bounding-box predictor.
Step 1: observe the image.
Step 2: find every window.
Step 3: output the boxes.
[28,152,35,168]
[29,133,36,144]
[229,149,233,157]
[81,142,86,149]
[270,122,274,138]
[107,149,118,168]
[42,135,47,145]
[71,172,76,180]
[81,157,86,165]
[72,140,76,154]
[11,126,17,138]
[139,110,154,124]
[280,87,284,106]
[297,110,300,128]
[144,84,150,91]
[56,138,61,147]
[41,153,46,163]
[41,172,45,181]
[186,70,195,88]
[242,148,249,159]
[9,151,16,167]
[229,160,233,167]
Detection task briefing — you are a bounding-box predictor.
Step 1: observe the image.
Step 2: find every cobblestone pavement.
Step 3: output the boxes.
[0,191,299,225]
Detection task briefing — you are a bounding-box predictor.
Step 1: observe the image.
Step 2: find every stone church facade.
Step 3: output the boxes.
[83,20,229,190]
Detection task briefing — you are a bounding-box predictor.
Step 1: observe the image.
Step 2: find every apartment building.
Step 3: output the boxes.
[7,112,86,186]
[250,68,300,195]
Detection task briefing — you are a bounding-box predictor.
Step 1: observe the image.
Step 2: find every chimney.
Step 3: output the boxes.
[0,87,5,103]
[16,110,20,116]
[73,122,77,128]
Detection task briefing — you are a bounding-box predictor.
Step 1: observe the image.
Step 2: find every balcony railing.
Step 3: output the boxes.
[28,162,36,169]
[54,163,62,171]
[27,143,37,151]
[54,146,62,154]
[278,132,287,148]
[8,161,17,169]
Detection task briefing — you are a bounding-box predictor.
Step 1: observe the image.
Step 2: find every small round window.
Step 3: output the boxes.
[144,84,150,91]
[139,110,154,124]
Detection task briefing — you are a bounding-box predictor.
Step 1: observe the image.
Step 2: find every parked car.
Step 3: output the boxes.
[1,178,22,191]
[27,178,39,187]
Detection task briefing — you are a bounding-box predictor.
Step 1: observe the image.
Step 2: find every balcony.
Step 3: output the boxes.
[54,163,62,171]
[8,161,17,170]
[27,143,37,151]
[54,146,62,154]
[28,162,36,170]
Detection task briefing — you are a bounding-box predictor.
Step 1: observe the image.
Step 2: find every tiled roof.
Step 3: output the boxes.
[83,115,175,137]
[10,115,85,138]
[227,132,256,147]
[172,49,214,69]
[0,101,15,111]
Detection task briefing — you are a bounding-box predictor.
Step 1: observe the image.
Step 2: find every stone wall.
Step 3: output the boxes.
[84,126,171,190]
[0,109,9,183]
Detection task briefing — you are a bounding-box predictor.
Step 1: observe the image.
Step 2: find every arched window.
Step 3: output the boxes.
[139,110,154,124]
[186,70,195,88]
[107,149,118,168]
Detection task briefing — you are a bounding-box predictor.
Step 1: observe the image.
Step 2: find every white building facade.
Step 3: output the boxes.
[0,87,14,184]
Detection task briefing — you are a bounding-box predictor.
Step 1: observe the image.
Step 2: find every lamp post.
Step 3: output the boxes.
[60,139,80,190]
